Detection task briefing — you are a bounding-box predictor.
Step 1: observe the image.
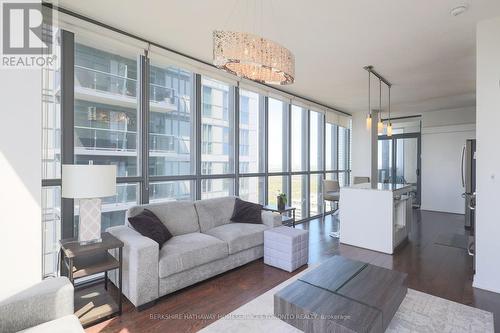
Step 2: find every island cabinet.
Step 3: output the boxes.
[339,183,412,254]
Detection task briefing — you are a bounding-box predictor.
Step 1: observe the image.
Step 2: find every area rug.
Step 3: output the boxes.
[199,266,493,333]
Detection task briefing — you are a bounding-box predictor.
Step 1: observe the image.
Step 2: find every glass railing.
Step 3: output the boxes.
[75,126,137,151]
[75,65,178,105]
[75,65,137,98]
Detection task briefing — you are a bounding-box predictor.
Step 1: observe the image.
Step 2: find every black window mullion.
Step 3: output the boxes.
[194,74,202,200]
[139,53,150,204]
[234,86,240,196]
[60,29,75,240]
[264,96,269,204]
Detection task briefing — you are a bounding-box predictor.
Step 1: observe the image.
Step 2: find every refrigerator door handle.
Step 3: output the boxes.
[461,145,466,188]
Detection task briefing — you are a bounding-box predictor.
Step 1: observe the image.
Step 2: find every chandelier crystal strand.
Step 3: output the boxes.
[213,31,295,85]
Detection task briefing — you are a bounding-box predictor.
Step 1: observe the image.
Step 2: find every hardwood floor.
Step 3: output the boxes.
[86,210,500,332]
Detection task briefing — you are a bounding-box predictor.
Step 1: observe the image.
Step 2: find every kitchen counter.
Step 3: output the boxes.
[339,182,413,254]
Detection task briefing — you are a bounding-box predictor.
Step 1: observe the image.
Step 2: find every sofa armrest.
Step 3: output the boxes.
[261,210,282,227]
[0,277,74,333]
[107,225,159,308]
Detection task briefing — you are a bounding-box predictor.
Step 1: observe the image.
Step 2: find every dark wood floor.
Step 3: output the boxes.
[86,210,500,333]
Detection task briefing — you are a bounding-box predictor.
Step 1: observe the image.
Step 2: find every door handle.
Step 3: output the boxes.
[468,241,475,256]
[460,145,466,188]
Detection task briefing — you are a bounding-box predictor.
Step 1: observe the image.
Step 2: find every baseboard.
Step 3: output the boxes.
[473,275,500,294]
[419,208,465,216]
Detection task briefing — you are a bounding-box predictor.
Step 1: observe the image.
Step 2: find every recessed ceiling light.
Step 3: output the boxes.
[450,4,469,16]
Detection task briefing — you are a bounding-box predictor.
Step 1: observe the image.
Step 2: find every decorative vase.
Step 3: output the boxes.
[277,196,286,211]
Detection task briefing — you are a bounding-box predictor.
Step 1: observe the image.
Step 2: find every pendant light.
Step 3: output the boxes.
[387,86,393,137]
[377,79,384,134]
[366,71,372,129]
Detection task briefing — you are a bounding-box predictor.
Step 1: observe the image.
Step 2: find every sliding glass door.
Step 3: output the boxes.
[378,134,421,206]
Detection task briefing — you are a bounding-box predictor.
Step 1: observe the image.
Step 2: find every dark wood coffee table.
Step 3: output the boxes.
[274,255,407,333]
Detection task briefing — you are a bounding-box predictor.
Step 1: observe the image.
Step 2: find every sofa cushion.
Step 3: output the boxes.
[159,233,228,278]
[230,198,263,224]
[128,209,172,248]
[203,223,270,254]
[194,197,237,232]
[18,315,84,333]
[127,201,199,236]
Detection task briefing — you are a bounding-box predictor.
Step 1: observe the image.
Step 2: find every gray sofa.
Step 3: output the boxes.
[107,196,281,308]
[0,277,83,333]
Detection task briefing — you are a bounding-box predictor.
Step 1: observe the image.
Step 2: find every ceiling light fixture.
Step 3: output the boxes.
[450,4,469,17]
[378,78,384,134]
[366,70,372,129]
[213,0,295,85]
[213,31,295,85]
[387,86,393,137]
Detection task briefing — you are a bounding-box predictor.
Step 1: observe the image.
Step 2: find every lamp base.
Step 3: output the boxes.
[78,198,102,244]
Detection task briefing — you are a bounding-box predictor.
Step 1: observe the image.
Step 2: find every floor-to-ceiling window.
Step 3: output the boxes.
[309,110,324,216]
[149,58,196,202]
[267,98,289,206]
[41,27,351,278]
[238,89,265,204]
[291,105,308,219]
[41,31,61,278]
[73,40,141,234]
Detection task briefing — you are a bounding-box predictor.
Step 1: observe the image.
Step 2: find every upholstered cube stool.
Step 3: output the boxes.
[264,226,309,272]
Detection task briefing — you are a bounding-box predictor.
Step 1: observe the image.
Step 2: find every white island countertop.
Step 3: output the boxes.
[339,182,413,254]
[346,182,413,196]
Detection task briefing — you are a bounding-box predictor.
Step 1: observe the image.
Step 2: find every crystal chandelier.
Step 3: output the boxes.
[213,30,295,85]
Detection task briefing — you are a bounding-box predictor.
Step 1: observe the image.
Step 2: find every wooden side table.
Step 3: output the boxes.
[60,232,124,327]
[262,205,297,227]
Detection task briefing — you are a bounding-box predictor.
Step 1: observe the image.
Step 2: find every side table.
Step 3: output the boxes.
[262,205,296,227]
[60,232,124,328]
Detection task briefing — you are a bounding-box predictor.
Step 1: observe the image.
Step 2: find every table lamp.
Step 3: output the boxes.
[62,164,116,244]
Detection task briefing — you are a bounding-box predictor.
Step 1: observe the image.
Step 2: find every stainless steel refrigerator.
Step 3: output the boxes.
[461,139,476,269]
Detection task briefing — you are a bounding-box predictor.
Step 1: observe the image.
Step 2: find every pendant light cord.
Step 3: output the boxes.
[368,71,371,116]
[379,78,382,117]
[388,86,391,123]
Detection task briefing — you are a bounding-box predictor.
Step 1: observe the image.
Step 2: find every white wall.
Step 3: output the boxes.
[474,16,500,293]
[421,123,475,214]
[420,107,476,213]
[0,68,42,299]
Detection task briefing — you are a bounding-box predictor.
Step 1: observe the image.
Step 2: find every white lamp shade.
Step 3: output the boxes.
[62,165,117,199]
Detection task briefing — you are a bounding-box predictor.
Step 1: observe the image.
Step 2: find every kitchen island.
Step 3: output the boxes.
[339,182,412,254]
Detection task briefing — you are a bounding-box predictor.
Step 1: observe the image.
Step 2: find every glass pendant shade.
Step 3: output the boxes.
[377,118,384,134]
[213,31,295,85]
[366,114,372,130]
[387,123,393,137]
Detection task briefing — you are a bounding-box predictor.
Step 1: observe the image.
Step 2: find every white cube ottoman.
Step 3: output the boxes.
[264,226,309,272]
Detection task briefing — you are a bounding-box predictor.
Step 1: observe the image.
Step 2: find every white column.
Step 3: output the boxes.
[474,16,500,293]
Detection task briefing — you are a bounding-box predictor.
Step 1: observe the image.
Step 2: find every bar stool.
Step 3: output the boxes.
[323,180,340,238]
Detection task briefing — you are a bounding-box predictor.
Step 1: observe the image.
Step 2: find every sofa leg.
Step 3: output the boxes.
[137,300,156,311]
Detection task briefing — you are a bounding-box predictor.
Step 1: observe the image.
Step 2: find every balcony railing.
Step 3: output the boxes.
[75,126,191,154]
[75,65,177,104]
[75,126,137,152]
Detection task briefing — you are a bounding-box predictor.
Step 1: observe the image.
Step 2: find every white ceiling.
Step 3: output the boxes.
[57,0,500,114]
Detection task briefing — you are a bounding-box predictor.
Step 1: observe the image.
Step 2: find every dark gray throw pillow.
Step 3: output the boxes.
[230,198,263,224]
[128,209,172,248]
